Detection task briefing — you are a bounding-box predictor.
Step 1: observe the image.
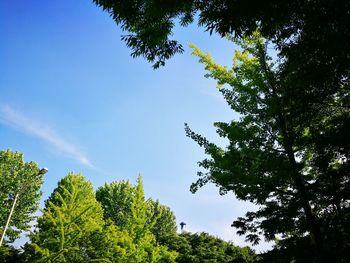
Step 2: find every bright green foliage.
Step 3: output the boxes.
[96,178,135,228]
[24,173,130,262]
[126,176,155,261]
[148,199,177,245]
[0,149,44,243]
[96,176,178,262]
[168,232,257,263]
[79,220,133,263]
[186,34,350,262]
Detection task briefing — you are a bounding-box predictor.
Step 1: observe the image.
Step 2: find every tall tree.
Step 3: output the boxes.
[96,176,178,262]
[185,34,349,262]
[24,173,131,262]
[0,149,44,244]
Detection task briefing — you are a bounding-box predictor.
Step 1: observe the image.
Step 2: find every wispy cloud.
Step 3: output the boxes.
[0,104,94,168]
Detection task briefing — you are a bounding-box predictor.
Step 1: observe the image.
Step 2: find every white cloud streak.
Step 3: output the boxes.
[0,105,94,168]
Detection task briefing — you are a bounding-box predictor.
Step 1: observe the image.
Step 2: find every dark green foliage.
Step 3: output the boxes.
[168,232,257,263]
[0,245,22,263]
[92,0,350,87]
[257,236,319,263]
[186,34,350,262]
[93,0,194,68]
[0,149,44,243]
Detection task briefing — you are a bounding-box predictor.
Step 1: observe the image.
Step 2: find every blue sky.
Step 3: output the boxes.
[1,0,270,251]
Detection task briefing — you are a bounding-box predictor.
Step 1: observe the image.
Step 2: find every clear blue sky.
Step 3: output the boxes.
[0,0,270,251]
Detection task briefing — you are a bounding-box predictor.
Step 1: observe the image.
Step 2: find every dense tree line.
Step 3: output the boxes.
[168,232,257,263]
[0,150,256,262]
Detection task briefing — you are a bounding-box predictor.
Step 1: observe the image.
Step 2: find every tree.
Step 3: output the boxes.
[92,0,350,93]
[78,221,133,263]
[96,178,135,228]
[24,173,131,262]
[0,149,44,244]
[185,34,349,262]
[96,176,178,262]
[147,199,177,245]
[168,232,257,263]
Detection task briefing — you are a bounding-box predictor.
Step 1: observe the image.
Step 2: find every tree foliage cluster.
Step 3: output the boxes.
[0,150,43,244]
[168,232,257,263]
[185,33,349,262]
[1,151,256,262]
[21,174,178,263]
[93,0,350,84]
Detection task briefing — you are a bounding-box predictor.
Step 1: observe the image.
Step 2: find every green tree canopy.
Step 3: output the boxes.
[185,34,350,262]
[169,232,257,263]
[0,149,44,244]
[92,0,350,93]
[148,199,177,245]
[96,176,178,262]
[24,173,132,262]
[96,178,135,228]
